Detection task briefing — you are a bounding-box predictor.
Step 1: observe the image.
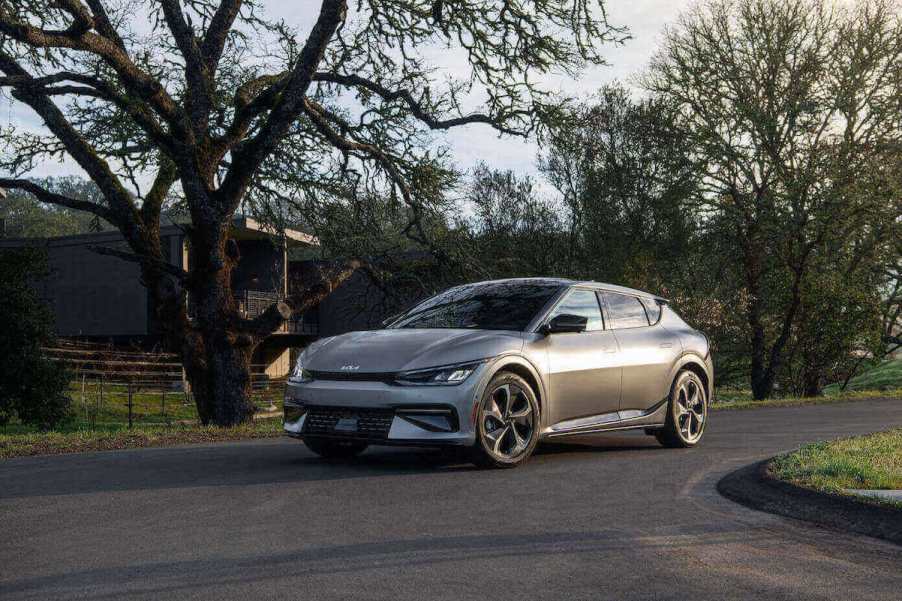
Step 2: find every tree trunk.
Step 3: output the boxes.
[141,221,361,427]
[182,327,256,426]
[180,226,260,426]
[743,236,773,400]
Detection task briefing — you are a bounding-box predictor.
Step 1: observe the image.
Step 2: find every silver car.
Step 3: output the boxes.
[284,278,712,468]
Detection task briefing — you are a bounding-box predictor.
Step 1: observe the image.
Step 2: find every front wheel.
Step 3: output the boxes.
[655,370,708,448]
[471,372,540,468]
[303,437,368,459]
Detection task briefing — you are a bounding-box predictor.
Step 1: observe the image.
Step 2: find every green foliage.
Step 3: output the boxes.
[539,83,701,287]
[790,267,885,395]
[0,248,69,428]
[458,163,568,279]
[642,0,902,397]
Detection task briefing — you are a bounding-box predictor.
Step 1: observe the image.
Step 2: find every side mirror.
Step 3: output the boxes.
[542,313,588,334]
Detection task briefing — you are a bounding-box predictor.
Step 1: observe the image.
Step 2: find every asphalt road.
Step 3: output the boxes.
[2,399,901,601]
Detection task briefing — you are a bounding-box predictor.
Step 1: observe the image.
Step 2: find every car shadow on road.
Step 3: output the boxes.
[0,433,665,500]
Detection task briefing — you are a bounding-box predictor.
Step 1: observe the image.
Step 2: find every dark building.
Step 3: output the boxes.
[0,216,318,377]
[289,252,441,337]
[1,213,443,376]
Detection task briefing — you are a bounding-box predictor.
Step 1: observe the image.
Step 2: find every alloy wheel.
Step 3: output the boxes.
[674,377,706,443]
[480,382,536,460]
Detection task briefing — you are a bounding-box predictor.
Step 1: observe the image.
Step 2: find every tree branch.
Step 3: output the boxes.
[0,177,114,221]
[0,52,140,231]
[217,0,347,208]
[0,10,185,133]
[301,98,414,203]
[313,72,527,136]
[202,0,243,69]
[88,245,189,281]
[0,70,177,155]
[83,0,127,50]
[141,159,179,227]
[157,0,211,133]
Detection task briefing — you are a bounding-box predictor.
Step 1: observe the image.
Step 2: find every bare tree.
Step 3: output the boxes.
[644,0,902,399]
[0,0,625,425]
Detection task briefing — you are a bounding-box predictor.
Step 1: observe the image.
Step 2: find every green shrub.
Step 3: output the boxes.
[0,248,70,429]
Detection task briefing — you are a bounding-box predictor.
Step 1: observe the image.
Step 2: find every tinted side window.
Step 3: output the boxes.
[640,297,662,325]
[603,293,649,329]
[547,289,604,331]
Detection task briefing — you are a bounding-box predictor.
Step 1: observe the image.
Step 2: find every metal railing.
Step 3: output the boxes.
[233,289,319,335]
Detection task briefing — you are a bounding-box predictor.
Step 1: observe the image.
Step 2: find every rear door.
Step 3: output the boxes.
[600,292,680,414]
[543,288,622,426]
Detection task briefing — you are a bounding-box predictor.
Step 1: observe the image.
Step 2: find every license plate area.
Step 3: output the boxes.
[303,406,395,440]
[334,417,359,432]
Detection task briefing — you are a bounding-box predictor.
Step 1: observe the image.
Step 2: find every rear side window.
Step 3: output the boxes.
[547,289,604,331]
[640,297,662,325]
[602,293,649,329]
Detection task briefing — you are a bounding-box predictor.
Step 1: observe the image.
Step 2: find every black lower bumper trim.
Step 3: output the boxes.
[285,432,468,448]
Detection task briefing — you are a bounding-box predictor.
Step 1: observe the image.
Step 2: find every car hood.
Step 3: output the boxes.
[302,328,525,373]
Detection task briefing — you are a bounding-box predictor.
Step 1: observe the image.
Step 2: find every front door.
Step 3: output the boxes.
[543,289,622,427]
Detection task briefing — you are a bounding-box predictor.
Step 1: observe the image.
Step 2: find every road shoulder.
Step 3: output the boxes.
[717,460,902,545]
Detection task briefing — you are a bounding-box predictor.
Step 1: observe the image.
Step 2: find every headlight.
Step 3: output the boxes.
[288,355,312,384]
[395,361,483,386]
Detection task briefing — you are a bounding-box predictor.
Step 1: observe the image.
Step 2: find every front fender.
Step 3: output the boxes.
[472,354,548,424]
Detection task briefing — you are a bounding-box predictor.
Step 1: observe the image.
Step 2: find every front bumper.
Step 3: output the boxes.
[283,366,487,446]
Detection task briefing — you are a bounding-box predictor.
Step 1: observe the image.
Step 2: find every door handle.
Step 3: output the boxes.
[601,346,617,353]
[660,342,673,349]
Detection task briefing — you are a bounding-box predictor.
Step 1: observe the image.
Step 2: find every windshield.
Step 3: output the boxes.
[390,281,564,331]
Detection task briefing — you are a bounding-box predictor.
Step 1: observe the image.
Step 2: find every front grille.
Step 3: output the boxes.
[307,369,397,383]
[303,406,395,440]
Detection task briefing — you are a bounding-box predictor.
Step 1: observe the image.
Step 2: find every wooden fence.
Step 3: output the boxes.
[45,340,285,428]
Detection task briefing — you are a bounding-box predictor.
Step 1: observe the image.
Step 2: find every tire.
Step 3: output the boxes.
[470,372,540,468]
[655,370,708,448]
[303,437,368,459]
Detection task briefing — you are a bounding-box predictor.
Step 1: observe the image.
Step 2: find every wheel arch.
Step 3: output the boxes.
[484,356,546,417]
[671,354,712,400]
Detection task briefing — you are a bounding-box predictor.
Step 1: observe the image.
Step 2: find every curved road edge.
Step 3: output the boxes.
[717,460,902,546]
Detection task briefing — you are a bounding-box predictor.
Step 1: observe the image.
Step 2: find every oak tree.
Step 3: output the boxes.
[0,0,624,424]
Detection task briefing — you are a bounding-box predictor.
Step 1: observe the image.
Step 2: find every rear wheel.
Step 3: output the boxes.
[471,372,540,468]
[655,370,707,448]
[303,437,368,459]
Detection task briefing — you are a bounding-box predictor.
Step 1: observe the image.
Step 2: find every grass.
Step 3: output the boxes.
[0,382,287,460]
[64,380,283,427]
[711,387,902,410]
[823,358,902,394]
[770,429,902,507]
[0,419,283,460]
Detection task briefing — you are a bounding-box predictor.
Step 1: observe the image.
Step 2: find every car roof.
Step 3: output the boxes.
[463,278,667,302]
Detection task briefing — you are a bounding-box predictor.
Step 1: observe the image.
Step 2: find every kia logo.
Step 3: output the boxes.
[341,365,361,371]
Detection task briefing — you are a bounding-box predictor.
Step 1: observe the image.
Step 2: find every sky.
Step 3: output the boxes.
[2,0,697,183]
